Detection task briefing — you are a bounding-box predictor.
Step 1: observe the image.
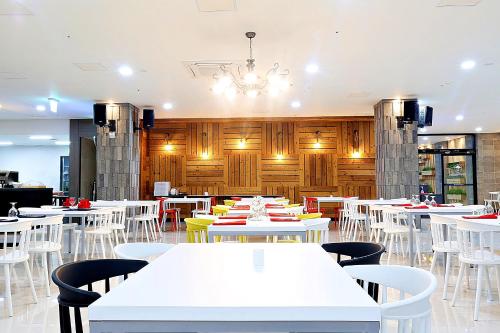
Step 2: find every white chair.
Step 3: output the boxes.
[114,243,175,261]
[344,265,436,333]
[382,208,422,265]
[303,218,330,243]
[287,205,306,216]
[0,220,38,317]
[345,200,367,241]
[429,214,460,300]
[110,206,128,244]
[28,215,64,297]
[126,202,158,242]
[74,208,114,260]
[368,205,385,243]
[451,219,500,320]
[191,198,212,217]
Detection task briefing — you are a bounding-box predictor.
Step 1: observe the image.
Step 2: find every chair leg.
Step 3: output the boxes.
[73,232,81,262]
[415,233,422,265]
[474,265,484,321]
[107,234,115,259]
[430,251,437,274]
[387,234,394,264]
[121,230,127,243]
[42,252,51,297]
[452,262,465,306]
[57,250,63,266]
[495,266,500,302]
[99,235,106,258]
[485,266,494,302]
[4,264,13,316]
[442,252,451,300]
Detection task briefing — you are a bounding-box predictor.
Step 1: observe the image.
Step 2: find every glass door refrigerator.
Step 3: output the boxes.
[418,134,477,205]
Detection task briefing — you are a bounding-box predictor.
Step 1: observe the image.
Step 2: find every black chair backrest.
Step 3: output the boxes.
[321,242,385,267]
[52,259,148,333]
[322,242,385,302]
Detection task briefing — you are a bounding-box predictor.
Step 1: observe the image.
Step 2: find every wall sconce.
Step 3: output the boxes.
[276,154,284,160]
[201,132,209,159]
[313,131,321,148]
[164,133,173,152]
[239,137,246,148]
[351,129,361,158]
[276,131,284,160]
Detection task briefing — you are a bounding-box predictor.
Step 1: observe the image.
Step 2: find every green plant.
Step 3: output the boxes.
[422,166,434,171]
[447,188,466,195]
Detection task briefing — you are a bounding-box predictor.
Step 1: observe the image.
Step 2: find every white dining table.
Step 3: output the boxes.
[387,204,485,266]
[226,207,300,216]
[207,218,308,242]
[313,196,359,211]
[89,243,381,333]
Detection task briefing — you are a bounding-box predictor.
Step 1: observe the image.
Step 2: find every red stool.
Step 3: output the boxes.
[164,209,179,231]
[305,197,327,215]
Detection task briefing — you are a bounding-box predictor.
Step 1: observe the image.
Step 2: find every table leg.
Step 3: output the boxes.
[208,232,215,243]
[300,231,307,243]
[364,204,370,240]
[133,207,138,242]
[408,212,415,267]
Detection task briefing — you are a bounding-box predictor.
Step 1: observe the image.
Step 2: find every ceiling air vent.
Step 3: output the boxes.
[436,0,481,6]
[183,61,242,79]
[196,0,236,12]
[73,63,107,71]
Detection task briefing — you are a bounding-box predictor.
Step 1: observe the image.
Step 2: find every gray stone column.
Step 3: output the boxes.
[374,99,419,199]
[476,133,500,202]
[96,103,140,200]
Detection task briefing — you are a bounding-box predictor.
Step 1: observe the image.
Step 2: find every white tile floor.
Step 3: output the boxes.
[1,228,499,333]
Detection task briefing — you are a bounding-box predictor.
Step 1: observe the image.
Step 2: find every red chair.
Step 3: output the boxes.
[230,197,242,201]
[156,197,179,232]
[305,197,327,215]
[209,197,217,215]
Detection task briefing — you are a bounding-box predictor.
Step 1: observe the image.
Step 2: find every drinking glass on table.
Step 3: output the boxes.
[486,200,495,214]
[8,202,18,217]
[430,196,437,207]
[424,195,431,206]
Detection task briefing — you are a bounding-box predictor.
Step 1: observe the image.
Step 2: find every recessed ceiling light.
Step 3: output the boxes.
[419,128,427,133]
[305,63,319,74]
[118,65,133,77]
[291,100,301,108]
[475,127,483,132]
[0,104,2,109]
[445,137,451,140]
[48,98,59,112]
[29,135,53,140]
[423,137,429,141]
[163,102,174,110]
[36,105,46,111]
[55,141,71,145]
[461,60,476,70]
[0,141,13,145]
[455,115,464,121]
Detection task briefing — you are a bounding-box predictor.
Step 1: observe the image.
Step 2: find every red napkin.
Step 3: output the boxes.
[63,198,71,207]
[270,218,300,222]
[230,197,242,201]
[265,204,285,208]
[462,214,498,220]
[404,205,429,209]
[78,199,91,209]
[231,206,250,210]
[393,204,413,207]
[268,213,292,217]
[212,220,247,226]
[218,215,248,219]
[343,196,354,198]
[437,204,455,207]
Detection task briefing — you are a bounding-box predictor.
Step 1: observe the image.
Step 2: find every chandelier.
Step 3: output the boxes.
[212,32,290,99]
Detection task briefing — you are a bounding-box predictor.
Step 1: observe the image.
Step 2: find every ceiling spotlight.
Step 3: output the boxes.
[291,100,301,108]
[423,137,429,141]
[460,60,476,70]
[29,135,53,140]
[55,141,71,145]
[475,127,483,132]
[0,104,2,109]
[48,98,59,112]
[0,141,13,145]
[163,102,173,110]
[36,105,46,111]
[305,63,319,74]
[455,115,464,121]
[419,128,427,133]
[118,65,133,77]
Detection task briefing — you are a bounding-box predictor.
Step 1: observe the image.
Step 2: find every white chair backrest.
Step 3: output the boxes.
[0,219,32,261]
[382,208,403,231]
[86,208,113,229]
[303,218,330,243]
[29,215,64,250]
[114,243,174,261]
[288,206,305,216]
[202,198,211,211]
[368,205,384,225]
[344,265,436,332]
[151,200,160,216]
[429,214,457,251]
[456,220,500,263]
[111,206,127,227]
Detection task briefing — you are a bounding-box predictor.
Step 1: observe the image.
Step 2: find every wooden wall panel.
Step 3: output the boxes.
[140,117,376,205]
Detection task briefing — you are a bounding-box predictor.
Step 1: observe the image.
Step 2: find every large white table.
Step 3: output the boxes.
[207,219,308,242]
[387,204,485,266]
[89,243,381,333]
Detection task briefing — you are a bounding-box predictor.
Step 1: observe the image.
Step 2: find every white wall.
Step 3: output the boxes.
[0,145,69,190]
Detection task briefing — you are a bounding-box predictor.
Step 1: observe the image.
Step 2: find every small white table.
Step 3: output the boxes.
[207,219,307,242]
[89,243,381,333]
[313,196,359,211]
[387,205,485,266]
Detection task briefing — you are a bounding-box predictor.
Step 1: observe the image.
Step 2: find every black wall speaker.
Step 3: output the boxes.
[143,109,155,129]
[424,106,433,126]
[403,100,419,122]
[93,104,107,127]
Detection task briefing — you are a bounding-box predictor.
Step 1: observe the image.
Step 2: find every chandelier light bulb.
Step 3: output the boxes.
[279,79,289,91]
[268,86,280,97]
[225,87,237,100]
[244,72,258,84]
[212,83,225,95]
[268,74,280,85]
[218,76,231,88]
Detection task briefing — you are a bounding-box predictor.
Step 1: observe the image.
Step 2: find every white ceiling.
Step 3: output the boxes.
[0,0,499,134]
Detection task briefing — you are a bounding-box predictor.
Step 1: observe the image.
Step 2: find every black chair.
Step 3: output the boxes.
[322,242,385,301]
[51,259,148,333]
[321,242,385,267]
